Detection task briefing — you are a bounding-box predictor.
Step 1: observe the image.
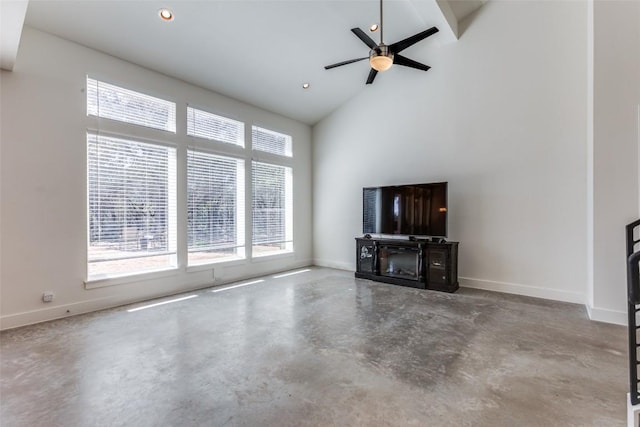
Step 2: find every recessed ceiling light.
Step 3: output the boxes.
[158,8,174,21]
[370,24,379,32]
[302,83,310,89]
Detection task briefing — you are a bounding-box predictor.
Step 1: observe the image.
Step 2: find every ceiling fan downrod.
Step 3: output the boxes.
[379,0,384,44]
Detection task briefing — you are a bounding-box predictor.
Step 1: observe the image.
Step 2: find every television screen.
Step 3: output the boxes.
[363,182,447,237]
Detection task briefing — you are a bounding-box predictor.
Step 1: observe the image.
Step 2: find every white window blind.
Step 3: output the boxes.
[252,126,292,157]
[252,161,293,256]
[87,77,176,133]
[87,133,177,279]
[187,150,245,265]
[187,107,244,147]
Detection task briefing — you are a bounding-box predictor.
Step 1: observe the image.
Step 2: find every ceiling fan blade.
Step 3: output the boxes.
[324,57,368,70]
[389,26,439,54]
[351,28,378,49]
[366,69,378,85]
[393,55,431,71]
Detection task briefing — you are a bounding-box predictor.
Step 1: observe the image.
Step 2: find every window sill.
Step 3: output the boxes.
[186,257,247,273]
[251,250,295,263]
[85,267,179,289]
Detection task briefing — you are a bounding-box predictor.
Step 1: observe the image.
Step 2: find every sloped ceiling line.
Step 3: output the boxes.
[8,0,484,124]
[0,0,29,71]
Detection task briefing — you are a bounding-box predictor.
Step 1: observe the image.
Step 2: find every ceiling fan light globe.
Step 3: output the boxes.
[370,54,393,72]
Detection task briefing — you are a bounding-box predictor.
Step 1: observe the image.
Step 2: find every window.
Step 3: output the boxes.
[252,161,293,256]
[187,150,245,265]
[86,76,299,283]
[252,126,292,157]
[87,133,177,279]
[187,107,244,147]
[87,77,176,132]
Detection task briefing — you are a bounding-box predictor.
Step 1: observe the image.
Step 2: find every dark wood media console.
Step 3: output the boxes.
[355,237,459,292]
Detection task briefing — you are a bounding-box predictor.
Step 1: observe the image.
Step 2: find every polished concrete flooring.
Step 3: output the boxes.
[1,267,627,426]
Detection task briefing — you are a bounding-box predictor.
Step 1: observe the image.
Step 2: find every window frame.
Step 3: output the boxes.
[84,76,298,288]
[87,77,177,133]
[86,131,179,281]
[186,148,246,266]
[250,160,294,258]
[187,105,245,148]
[251,125,293,157]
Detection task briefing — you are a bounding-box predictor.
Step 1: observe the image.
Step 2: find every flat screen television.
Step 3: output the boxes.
[363,182,448,237]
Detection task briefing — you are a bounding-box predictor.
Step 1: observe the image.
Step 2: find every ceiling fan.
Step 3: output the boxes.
[324,0,439,84]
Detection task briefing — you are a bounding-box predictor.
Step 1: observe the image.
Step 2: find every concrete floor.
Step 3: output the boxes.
[0,267,627,426]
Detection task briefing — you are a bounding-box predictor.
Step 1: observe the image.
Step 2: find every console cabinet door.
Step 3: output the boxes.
[427,246,449,285]
[357,241,376,274]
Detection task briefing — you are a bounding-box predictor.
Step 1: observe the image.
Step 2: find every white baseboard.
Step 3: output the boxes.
[1,296,122,331]
[461,277,627,325]
[6,265,624,329]
[0,260,315,331]
[586,304,627,326]
[313,258,354,272]
[0,283,219,331]
[459,276,586,304]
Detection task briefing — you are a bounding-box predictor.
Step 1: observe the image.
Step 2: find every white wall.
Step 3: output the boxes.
[590,0,640,323]
[313,1,589,303]
[0,27,313,329]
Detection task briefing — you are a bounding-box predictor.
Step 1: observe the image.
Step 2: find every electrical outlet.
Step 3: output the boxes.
[42,292,54,303]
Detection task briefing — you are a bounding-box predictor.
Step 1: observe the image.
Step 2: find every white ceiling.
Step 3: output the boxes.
[0,0,29,70]
[20,0,484,125]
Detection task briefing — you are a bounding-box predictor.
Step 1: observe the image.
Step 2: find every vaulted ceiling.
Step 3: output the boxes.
[3,0,485,125]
